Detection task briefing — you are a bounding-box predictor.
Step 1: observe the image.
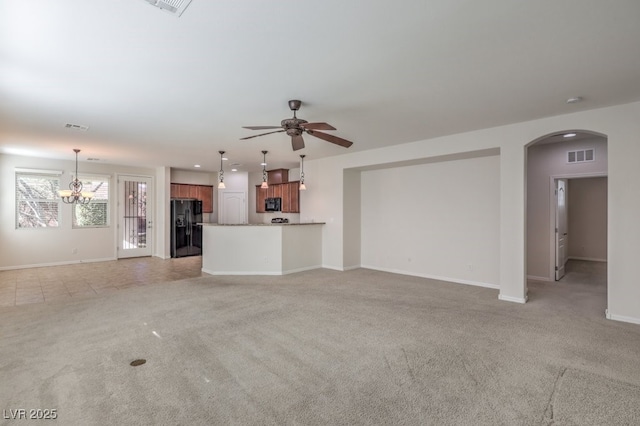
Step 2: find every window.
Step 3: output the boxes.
[16,171,61,228]
[73,176,110,228]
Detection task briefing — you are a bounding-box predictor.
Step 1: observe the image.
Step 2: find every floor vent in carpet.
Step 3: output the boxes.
[130,359,146,367]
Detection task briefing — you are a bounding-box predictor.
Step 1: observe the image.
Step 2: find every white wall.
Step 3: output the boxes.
[360,154,500,287]
[526,137,608,280]
[568,177,607,261]
[0,154,156,269]
[307,101,640,323]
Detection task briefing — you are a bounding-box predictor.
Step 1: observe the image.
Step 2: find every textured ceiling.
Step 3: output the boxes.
[1,0,639,172]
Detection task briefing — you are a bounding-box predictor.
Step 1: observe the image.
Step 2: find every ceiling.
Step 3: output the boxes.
[1,1,639,173]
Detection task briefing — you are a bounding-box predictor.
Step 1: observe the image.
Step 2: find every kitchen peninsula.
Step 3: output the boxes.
[201,223,324,275]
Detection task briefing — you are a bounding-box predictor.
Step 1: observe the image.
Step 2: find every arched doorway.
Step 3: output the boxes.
[525,130,608,314]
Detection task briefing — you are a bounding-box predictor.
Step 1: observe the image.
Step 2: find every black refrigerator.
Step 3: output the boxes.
[171,199,203,258]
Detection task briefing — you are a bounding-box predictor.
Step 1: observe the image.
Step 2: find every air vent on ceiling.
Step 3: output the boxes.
[64,123,89,131]
[143,0,192,17]
[567,148,595,164]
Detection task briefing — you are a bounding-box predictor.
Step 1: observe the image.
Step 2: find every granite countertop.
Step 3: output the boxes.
[199,222,325,226]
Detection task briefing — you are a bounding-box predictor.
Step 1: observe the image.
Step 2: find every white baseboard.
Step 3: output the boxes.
[342,265,361,271]
[498,294,528,304]
[322,264,347,272]
[568,256,607,262]
[605,310,640,325]
[201,268,281,276]
[0,257,117,271]
[201,265,322,276]
[282,265,323,275]
[527,275,551,282]
[360,265,499,290]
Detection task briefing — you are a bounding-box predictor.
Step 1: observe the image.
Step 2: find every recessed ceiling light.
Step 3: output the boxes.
[563,133,577,138]
[222,157,228,161]
[566,97,583,104]
[261,162,267,166]
[231,168,238,172]
[194,164,201,168]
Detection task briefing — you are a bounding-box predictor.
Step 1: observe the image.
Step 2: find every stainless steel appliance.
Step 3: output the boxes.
[171,199,202,258]
[265,197,281,211]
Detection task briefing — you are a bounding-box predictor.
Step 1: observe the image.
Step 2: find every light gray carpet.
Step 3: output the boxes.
[1,263,639,425]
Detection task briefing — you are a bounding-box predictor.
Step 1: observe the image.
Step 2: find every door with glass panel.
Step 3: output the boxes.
[118,176,153,258]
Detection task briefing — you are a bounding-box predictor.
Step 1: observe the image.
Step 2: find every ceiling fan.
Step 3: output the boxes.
[240,100,354,151]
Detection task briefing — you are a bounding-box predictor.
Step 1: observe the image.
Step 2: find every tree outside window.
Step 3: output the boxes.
[73,177,109,227]
[16,173,61,228]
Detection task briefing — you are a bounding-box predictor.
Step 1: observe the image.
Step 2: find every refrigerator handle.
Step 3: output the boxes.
[185,208,191,236]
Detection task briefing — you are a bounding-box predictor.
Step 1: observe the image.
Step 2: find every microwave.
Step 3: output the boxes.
[265,197,281,211]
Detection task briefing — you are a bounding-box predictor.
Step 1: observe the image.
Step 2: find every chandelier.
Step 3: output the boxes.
[59,149,94,204]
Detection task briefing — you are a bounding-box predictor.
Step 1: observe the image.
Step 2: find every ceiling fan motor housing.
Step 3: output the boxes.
[282,118,307,136]
[288,100,302,111]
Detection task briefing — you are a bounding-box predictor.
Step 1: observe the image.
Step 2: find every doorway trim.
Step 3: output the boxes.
[218,190,247,224]
[116,174,154,258]
[548,172,607,282]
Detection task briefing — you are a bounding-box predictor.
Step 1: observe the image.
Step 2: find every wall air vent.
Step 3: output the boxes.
[64,123,89,131]
[143,0,193,17]
[567,148,595,164]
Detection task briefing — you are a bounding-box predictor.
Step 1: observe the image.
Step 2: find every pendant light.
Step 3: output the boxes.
[260,150,269,189]
[59,149,94,204]
[299,154,306,191]
[218,150,226,189]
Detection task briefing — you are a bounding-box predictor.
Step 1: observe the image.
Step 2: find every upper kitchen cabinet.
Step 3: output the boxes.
[256,186,267,213]
[171,183,214,213]
[281,181,299,213]
[197,186,213,213]
[267,169,288,185]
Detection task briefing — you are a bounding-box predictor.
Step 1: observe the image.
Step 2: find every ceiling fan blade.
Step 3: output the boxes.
[306,130,353,148]
[300,122,336,131]
[242,126,282,130]
[239,130,285,140]
[292,134,305,151]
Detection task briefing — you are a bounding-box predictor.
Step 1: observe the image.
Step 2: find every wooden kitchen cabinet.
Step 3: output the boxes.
[268,184,283,199]
[170,184,180,198]
[197,185,213,213]
[171,183,214,213]
[189,185,199,199]
[267,169,288,184]
[256,186,267,213]
[286,181,300,213]
[255,181,299,213]
[178,184,191,199]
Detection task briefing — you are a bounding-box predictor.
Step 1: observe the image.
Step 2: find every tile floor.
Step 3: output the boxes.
[0,256,204,307]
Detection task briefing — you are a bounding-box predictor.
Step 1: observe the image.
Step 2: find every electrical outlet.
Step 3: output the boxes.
[466,264,473,271]
[72,248,78,254]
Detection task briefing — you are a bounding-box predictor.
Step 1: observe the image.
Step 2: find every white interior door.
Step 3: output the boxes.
[220,191,246,224]
[555,178,568,280]
[118,175,153,258]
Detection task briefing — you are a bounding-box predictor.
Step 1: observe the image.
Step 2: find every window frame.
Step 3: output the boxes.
[15,169,62,230]
[72,174,111,229]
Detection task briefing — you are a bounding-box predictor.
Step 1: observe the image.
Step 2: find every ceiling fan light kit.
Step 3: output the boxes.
[241,100,354,151]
